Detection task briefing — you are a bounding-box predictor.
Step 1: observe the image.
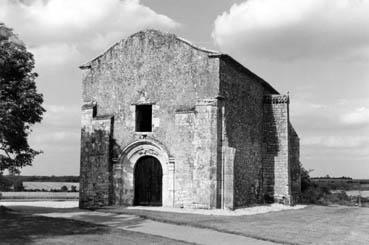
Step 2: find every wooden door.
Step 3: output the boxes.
[134,156,162,206]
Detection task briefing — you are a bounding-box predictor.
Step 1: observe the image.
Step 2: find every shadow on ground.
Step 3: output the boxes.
[0,206,191,245]
[0,209,108,244]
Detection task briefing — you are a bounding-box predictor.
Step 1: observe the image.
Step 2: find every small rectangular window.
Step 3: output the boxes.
[136,105,152,132]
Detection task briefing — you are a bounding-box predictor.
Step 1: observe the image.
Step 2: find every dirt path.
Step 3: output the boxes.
[37,211,277,245]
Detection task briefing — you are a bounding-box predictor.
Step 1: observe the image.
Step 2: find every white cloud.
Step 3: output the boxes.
[30,131,80,144]
[44,104,80,117]
[341,107,369,126]
[212,0,369,61]
[30,43,81,67]
[290,99,326,117]
[1,0,179,50]
[289,97,348,132]
[302,135,369,148]
[42,104,80,127]
[46,105,79,114]
[1,0,180,176]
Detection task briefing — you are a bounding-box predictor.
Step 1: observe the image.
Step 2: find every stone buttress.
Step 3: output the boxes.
[79,102,114,208]
[262,94,300,204]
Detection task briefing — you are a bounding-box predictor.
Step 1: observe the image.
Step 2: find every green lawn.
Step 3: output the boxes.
[102,205,369,245]
[3,204,369,244]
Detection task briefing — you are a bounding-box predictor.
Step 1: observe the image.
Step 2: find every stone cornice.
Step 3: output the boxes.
[81,101,97,110]
[264,94,289,104]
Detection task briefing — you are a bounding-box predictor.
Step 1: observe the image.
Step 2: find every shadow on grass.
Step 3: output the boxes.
[0,209,109,244]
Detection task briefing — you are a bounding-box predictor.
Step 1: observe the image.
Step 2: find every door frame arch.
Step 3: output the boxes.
[115,139,174,207]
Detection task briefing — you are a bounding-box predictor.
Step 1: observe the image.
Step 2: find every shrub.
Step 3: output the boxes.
[300,166,336,205]
[13,180,24,191]
[300,167,363,206]
[0,175,12,191]
[263,194,274,204]
[300,167,325,204]
[70,185,77,192]
[301,185,330,204]
[323,191,351,205]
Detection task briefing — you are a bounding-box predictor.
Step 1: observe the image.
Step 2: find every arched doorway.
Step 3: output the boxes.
[134,156,163,206]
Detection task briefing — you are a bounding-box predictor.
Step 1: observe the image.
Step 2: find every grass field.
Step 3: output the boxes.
[345,190,369,197]
[104,205,369,245]
[1,192,79,199]
[2,201,369,244]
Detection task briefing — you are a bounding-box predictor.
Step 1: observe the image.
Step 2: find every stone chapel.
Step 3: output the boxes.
[79,29,301,209]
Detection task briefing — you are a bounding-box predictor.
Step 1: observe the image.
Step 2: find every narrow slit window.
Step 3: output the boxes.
[135,105,152,132]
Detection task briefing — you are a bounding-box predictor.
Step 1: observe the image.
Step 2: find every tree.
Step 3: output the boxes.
[71,185,77,192]
[301,166,313,192]
[0,23,45,174]
[0,174,12,191]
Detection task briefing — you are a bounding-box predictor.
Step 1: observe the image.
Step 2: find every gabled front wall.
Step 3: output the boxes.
[80,30,220,208]
[82,31,219,153]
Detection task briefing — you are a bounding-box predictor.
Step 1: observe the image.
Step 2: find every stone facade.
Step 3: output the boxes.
[79,29,301,209]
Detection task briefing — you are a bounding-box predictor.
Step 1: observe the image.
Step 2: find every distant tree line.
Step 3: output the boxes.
[301,168,369,206]
[21,185,78,193]
[311,175,352,179]
[3,175,80,182]
[311,177,369,190]
[0,175,80,191]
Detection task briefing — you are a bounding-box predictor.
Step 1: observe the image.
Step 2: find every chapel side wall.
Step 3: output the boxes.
[289,123,301,202]
[81,30,220,206]
[219,59,266,207]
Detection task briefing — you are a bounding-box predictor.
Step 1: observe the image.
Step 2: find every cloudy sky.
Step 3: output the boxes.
[1,0,368,178]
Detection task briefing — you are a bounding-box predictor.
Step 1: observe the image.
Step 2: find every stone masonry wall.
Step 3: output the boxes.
[81,29,219,159]
[173,99,219,209]
[289,123,301,202]
[81,30,220,207]
[263,95,291,204]
[80,104,113,208]
[192,99,218,208]
[173,109,195,207]
[219,58,267,208]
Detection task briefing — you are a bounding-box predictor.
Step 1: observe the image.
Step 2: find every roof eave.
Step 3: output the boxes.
[79,64,92,70]
[209,54,279,95]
